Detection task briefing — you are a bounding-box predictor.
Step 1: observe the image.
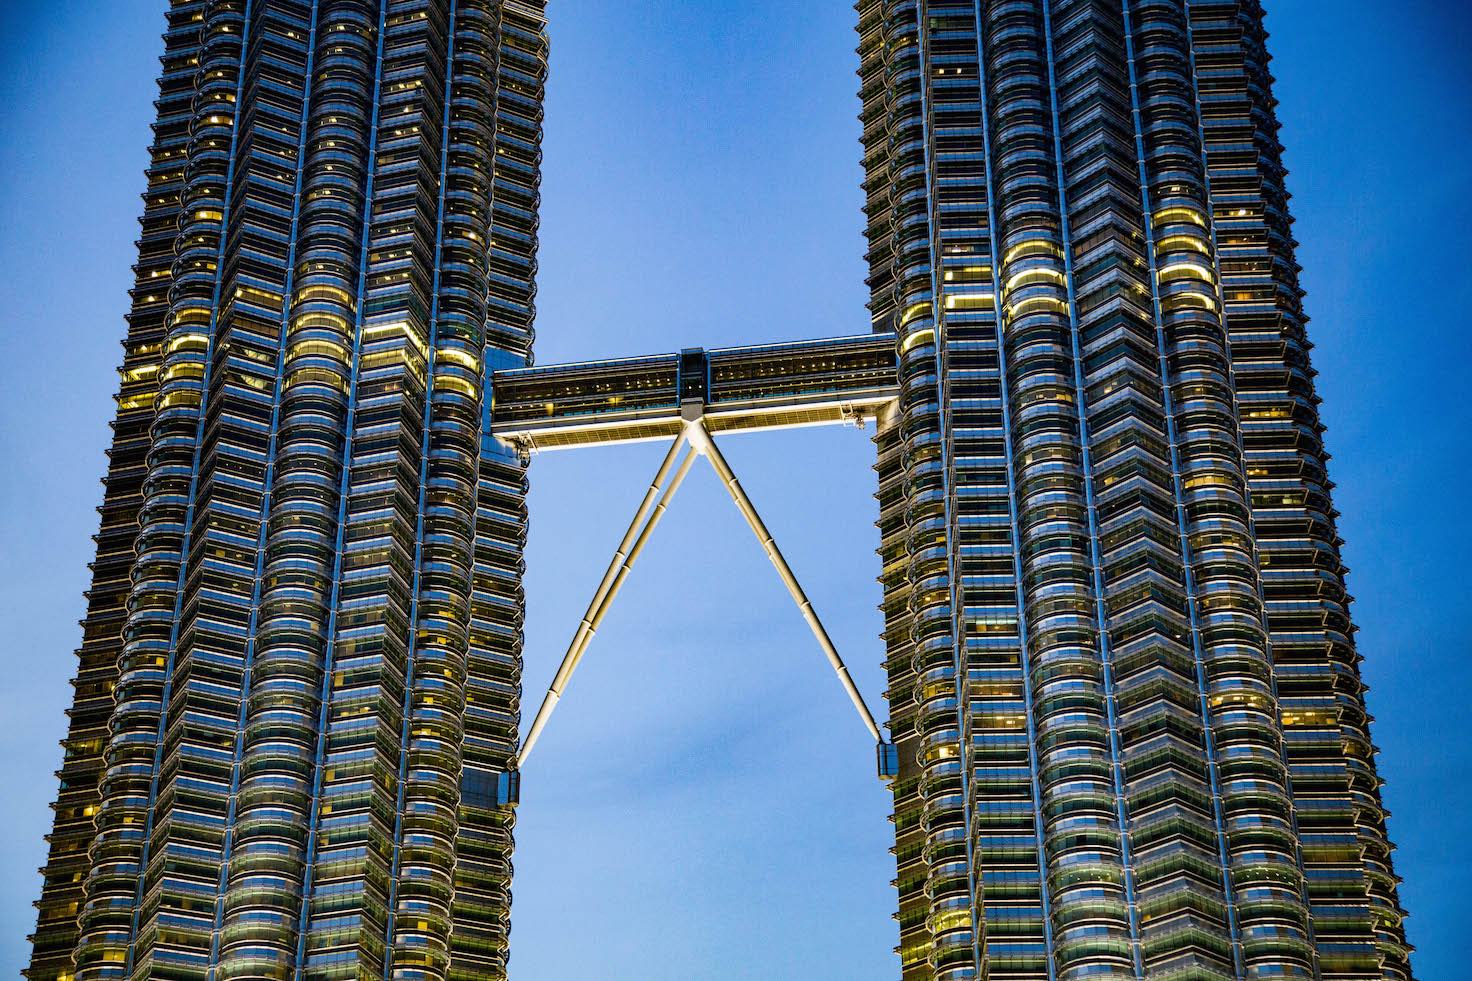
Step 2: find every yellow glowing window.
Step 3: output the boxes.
[288,339,349,362]
[1153,206,1207,228]
[433,375,477,398]
[1005,266,1065,292]
[944,293,994,311]
[900,301,933,327]
[1005,294,1069,318]
[1156,233,1209,255]
[297,283,354,306]
[436,346,481,373]
[291,311,350,335]
[1003,238,1062,264]
[1161,290,1217,313]
[363,319,428,357]
[161,362,205,384]
[285,367,348,393]
[120,364,158,384]
[360,350,405,371]
[900,328,935,354]
[1157,261,1215,285]
[943,264,991,283]
[933,909,971,933]
[234,284,282,305]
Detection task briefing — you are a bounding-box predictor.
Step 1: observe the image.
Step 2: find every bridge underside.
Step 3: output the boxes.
[489,332,899,450]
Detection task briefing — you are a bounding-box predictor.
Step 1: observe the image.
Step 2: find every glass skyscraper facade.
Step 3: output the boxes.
[26,3,1411,981]
[858,2,1410,979]
[27,3,546,980]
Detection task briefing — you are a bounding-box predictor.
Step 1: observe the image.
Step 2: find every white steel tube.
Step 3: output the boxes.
[579,448,699,647]
[518,440,697,765]
[685,421,884,743]
[555,434,684,678]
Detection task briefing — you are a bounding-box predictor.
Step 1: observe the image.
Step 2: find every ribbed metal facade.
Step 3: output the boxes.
[29,2,1410,981]
[859,2,1411,980]
[26,3,545,981]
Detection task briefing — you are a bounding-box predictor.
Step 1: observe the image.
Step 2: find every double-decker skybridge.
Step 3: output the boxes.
[483,332,904,798]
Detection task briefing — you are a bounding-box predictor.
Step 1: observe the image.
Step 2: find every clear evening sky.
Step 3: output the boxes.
[0,1,1466,977]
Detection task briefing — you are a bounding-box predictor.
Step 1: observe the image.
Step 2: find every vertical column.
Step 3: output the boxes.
[382,1,474,976]
[1043,0,1247,977]
[1122,2,1317,978]
[77,3,252,978]
[1186,3,1412,979]
[451,3,547,978]
[25,5,210,980]
[857,4,936,979]
[1118,0,1318,972]
[928,2,1057,979]
[972,3,1063,979]
[985,1,1143,976]
[218,3,380,978]
[294,3,453,978]
[864,2,1057,977]
[892,3,983,978]
[130,4,318,978]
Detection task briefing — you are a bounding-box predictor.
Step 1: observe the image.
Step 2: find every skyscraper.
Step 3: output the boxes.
[26,3,1411,981]
[855,3,1411,979]
[27,3,547,980]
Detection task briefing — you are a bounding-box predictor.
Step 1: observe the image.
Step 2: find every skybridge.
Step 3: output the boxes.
[485,332,903,797]
[490,332,899,451]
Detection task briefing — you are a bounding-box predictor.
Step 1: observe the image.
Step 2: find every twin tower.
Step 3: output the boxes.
[27,2,1412,981]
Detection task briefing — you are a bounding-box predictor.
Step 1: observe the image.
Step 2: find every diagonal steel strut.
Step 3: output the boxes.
[683,414,885,744]
[517,410,887,769]
[518,435,696,764]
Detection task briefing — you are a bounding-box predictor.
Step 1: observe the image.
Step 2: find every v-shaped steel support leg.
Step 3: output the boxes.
[683,413,885,745]
[516,408,893,779]
[518,435,697,765]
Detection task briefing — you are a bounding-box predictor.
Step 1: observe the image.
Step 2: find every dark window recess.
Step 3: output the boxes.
[678,348,709,404]
[461,768,520,808]
[876,741,900,781]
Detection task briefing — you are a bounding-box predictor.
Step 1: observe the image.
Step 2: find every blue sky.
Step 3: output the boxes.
[0,2,1466,978]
